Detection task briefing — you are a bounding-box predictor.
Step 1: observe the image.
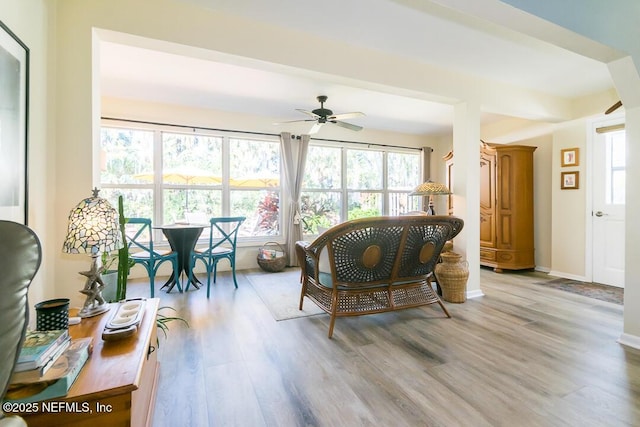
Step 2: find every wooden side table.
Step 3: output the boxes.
[19,298,160,427]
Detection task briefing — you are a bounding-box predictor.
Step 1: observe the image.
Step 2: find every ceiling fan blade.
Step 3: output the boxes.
[273,119,316,125]
[329,112,365,120]
[309,123,323,134]
[296,109,320,119]
[605,100,622,114]
[332,120,363,132]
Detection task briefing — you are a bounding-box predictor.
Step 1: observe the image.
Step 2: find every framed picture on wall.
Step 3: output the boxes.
[561,147,579,167]
[561,171,579,190]
[0,20,29,224]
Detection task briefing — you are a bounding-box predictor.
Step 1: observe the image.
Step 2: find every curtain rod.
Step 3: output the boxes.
[101,116,422,152]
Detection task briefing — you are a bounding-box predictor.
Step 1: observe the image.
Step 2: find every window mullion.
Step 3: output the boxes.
[222,135,230,217]
[341,147,348,222]
[154,130,164,240]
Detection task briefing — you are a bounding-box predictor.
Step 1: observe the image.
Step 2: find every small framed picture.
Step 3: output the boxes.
[561,171,579,189]
[561,148,579,167]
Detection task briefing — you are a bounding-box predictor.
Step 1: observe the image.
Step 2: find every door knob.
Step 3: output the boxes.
[594,211,606,217]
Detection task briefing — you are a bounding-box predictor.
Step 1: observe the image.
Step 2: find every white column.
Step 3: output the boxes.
[609,56,640,348]
[452,101,483,298]
[620,105,640,348]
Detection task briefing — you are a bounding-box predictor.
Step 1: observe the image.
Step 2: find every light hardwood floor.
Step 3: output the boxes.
[126,268,640,427]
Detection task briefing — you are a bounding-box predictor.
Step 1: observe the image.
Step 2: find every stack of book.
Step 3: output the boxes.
[13,329,71,378]
[5,331,93,403]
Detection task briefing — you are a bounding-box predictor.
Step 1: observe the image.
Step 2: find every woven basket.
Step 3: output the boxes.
[435,252,469,303]
[257,242,288,272]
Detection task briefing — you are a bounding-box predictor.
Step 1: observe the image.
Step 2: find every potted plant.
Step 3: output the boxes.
[156,306,189,347]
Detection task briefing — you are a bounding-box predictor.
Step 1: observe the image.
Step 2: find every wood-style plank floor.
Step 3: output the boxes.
[125,268,640,427]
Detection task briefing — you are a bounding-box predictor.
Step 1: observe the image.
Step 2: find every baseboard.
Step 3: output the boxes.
[547,270,587,282]
[618,333,640,350]
[466,289,484,299]
[535,266,550,273]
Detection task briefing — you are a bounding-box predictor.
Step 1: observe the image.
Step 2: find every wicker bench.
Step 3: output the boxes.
[295,215,464,338]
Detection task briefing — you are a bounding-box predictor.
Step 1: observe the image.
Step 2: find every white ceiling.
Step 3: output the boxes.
[100,0,615,136]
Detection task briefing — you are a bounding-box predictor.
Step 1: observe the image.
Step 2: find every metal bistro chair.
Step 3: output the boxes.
[126,218,181,298]
[1,221,42,427]
[188,216,246,298]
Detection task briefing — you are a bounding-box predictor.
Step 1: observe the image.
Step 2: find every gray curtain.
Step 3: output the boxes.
[280,132,309,266]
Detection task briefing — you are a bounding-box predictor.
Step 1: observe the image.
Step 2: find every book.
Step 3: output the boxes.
[10,339,71,382]
[5,337,93,403]
[15,329,70,371]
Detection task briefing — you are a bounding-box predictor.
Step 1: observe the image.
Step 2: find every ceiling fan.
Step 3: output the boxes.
[276,95,365,134]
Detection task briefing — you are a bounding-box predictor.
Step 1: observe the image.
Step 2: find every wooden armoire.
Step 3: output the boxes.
[444,142,536,272]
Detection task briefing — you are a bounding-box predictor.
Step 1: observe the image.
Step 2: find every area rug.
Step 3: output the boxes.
[534,278,623,305]
[245,268,325,321]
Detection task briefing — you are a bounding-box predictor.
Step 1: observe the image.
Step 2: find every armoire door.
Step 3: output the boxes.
[479,149,495,248]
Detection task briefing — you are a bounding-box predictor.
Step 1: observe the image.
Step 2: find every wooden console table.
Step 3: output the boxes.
[20,298,160,427]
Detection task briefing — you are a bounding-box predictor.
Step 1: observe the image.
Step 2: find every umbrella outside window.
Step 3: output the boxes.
[229,175,279,188]
[134,167,223,210]
[134,167,223,186]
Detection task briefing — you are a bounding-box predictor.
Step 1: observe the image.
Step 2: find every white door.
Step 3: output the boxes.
[592,126,625,287]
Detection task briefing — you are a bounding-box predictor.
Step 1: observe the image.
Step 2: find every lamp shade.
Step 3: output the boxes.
[62,191,123,255]
[410,181,451,196]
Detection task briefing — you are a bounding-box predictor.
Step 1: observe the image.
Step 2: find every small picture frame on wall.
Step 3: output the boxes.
[561,171,579,190]
[561,148,579,167]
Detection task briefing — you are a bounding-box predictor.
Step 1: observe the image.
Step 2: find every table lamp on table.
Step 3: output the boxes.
[62,188,123,318]
[410,180,451,215]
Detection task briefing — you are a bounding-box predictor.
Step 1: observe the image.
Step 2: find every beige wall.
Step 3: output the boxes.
[550,120,588,279]
[101,97,429,149]
[0,0,56,312]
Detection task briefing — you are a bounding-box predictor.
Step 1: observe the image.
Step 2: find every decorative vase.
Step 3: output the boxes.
[100,270,118,303]
[435,251,469,303]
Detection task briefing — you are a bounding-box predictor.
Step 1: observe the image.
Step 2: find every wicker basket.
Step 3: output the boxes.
[435,251,469,303]
[257,242,288,272]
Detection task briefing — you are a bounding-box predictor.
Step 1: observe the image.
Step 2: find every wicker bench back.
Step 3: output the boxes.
[296,215,464,338]
[302,215,463,285]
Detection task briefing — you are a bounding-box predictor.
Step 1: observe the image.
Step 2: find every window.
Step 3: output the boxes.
[162,132,223,223]
[99,122,282,240]
[300,143,421,235]
[99,127,155,219]
[229,138,280,236]
[606,130,626,204]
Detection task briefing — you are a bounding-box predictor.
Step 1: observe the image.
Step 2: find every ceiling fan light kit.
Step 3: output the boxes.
[276,95,365,134]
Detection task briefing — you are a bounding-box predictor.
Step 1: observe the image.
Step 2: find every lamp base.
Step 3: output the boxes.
[78,253,110,318]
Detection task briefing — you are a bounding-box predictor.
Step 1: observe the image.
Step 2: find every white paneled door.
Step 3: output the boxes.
[592,125,625,288]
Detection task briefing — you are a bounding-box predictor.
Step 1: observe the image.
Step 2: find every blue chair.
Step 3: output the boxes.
[188,216,246,298]
[126,218,181,298]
